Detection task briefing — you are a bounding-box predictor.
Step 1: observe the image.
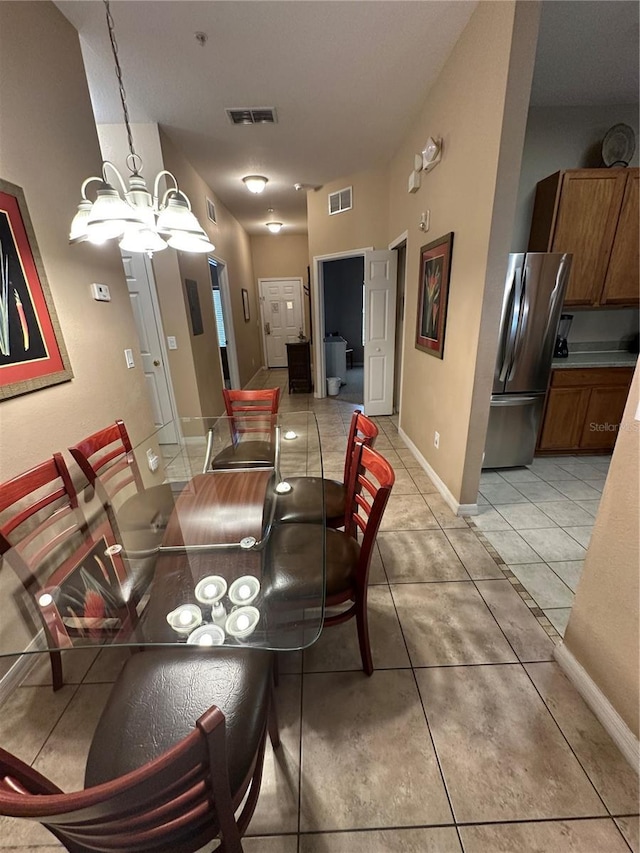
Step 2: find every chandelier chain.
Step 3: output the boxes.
[103,0,137,166]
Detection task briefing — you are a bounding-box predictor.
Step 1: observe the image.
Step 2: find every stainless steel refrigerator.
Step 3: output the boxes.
[483,252,572,468]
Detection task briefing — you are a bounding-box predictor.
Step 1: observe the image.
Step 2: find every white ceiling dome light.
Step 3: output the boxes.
[242,175,268,194]
[265,209,283,233]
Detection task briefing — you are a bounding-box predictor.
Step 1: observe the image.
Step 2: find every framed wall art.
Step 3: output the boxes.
[415,232,454,359]
[242,288,250,322]
[0,179,72,400]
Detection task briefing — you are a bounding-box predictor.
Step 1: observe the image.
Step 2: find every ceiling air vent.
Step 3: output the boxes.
[226,107,278,125]
[206,198,217,224]
[328,186,353,215]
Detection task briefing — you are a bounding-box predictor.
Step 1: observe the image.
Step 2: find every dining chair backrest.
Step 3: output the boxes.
[69,419,142,500]
[0,453,136,690]
[343,442,394,586]
[343,410,378,484]
[0,453,81,579]
[0,706,246,852]
[222,388,280,438]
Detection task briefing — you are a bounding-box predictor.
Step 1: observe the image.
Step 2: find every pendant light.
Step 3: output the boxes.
[69,0,213,256]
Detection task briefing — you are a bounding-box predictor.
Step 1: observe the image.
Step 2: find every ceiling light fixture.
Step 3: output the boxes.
[265,209,283,233]
[242,175,268,194]
[69,0,213,256]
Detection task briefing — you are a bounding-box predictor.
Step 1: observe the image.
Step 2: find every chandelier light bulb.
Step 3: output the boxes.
[266,221,283,233]
[242,175,268,194]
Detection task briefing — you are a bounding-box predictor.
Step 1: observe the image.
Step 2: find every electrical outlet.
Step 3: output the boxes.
[434,431,440,449]
[91,283,111,302]
[146,448,159,472]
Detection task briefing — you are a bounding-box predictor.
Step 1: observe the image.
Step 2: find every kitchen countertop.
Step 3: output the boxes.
[552,350,638,369]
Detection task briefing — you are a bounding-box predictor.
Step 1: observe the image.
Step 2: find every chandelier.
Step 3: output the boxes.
[69,0,214,255]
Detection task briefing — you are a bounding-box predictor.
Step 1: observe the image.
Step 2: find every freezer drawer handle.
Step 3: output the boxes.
[491,396,540,407]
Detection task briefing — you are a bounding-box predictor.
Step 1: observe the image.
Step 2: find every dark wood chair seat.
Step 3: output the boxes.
[274,410,378,528]
[275,477,345,525]
[0,646,279,851]
[268,443,394,675]
[212,440,276,469]
[265,523,360,598]
[86,648,273,797]
[210,388,280,471]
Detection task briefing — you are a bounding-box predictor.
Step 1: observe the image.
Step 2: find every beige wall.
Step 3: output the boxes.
[387,0,540,505]
[251,234,311,345]
[564,365,640,737]
[159,132,263,401]
[0,2,155,482]
[307,168,390,261]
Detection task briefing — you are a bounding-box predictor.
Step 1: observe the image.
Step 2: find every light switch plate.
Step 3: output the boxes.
[91,283,111,302]
[124,348,135,369]
[167,336,177,350]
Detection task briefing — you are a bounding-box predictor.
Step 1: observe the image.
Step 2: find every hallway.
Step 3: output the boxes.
[0,369,637,852]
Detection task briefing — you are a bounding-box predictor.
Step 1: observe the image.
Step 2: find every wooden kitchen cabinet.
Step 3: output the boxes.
[537,366,634,453]
[601,170,640,305]
[528,168,639,307]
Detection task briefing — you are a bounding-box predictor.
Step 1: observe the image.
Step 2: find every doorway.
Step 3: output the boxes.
[313,249,397,415]
[209,258,240,389]
[122,252,178,442]
[258,278,304,368]
[389,232,408,414]
[322,256,365,405]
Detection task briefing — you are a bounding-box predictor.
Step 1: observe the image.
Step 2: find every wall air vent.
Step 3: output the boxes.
[226,107,278,125]
[328,186,353,215]
[206,197,217,224]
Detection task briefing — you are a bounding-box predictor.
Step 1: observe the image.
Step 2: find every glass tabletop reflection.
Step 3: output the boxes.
[0,413,325,667]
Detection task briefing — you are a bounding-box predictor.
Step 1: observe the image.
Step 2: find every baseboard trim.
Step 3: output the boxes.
[0,634,44,708]
[398,428,478,517]
[245,365,267,388]
[554,642,639,773]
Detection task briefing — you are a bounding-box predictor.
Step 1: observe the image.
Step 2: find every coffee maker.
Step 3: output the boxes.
[554,314,573,358]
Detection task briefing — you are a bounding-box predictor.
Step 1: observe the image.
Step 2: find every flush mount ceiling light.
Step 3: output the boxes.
[69,0,213,256]
[242,175,268,194]
[265,209,283,233]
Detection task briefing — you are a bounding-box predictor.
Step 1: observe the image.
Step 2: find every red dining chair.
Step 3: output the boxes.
[267,441,394,675]
[208,388,281,470]
[0,648,279,852]
[275,409,378,527]
[69,420,175,558]
[0,454,136,691]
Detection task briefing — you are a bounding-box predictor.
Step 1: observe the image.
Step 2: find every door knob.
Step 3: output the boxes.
[265,322,271,335]
[375,347,381,352]
[153,359,160,366]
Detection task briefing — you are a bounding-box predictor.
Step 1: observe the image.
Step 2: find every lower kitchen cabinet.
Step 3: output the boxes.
[537,366,634,453]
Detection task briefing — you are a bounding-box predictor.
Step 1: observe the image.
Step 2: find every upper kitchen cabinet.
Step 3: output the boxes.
[528,168,639,307]
[601,170,639,305]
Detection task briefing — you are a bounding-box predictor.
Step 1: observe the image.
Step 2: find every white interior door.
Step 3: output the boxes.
[122,252,178,442]
[364,250,397,416]
[259,279,303,367]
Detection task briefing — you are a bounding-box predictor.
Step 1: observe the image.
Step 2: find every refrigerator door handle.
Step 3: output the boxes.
[507,266,529,383]
[498,264,522,383]
[542,258,567,343]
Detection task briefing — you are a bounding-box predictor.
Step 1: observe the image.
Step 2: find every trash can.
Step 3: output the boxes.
[327,376,341,396]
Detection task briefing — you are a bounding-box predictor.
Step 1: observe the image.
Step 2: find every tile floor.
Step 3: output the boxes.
[0,369,637,852]
[473,453,610,636]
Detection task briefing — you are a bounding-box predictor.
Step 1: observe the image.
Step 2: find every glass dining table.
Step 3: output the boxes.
[0,412,325,675]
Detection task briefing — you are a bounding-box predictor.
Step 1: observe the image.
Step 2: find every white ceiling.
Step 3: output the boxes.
[56,1,638,236]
